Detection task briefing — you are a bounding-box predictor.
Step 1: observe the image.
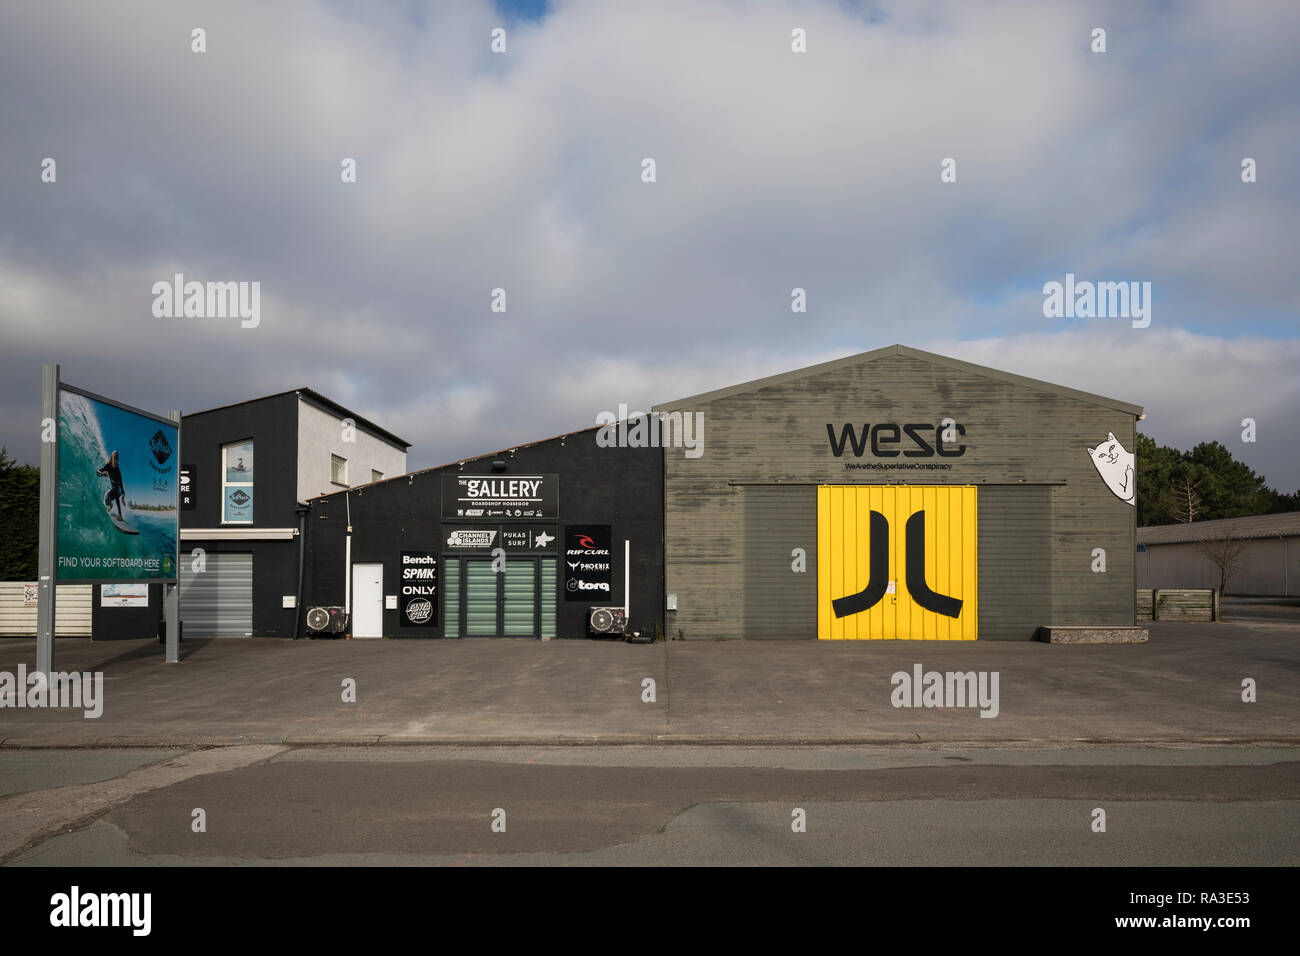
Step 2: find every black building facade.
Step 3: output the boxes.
[93,388,408,639]
[304,427,665,639]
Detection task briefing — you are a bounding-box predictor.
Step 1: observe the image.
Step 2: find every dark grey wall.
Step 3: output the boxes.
[306,428,664,639]
[181,392,301,527]
[180,394,303,637]
[660,351,1138,640]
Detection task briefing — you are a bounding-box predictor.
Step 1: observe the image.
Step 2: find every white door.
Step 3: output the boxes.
[351,563,384,638]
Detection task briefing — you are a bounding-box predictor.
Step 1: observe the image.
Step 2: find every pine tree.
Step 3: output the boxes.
[0,447,40,579]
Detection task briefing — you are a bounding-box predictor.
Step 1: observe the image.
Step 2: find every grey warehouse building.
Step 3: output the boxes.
[1137,511,1300,596]
[655,345,1144,641]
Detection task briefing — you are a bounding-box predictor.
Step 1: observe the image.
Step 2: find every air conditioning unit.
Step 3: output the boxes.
[306,606,349,635]
[588,606,627,637]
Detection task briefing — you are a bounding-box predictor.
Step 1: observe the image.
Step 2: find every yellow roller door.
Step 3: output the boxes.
[817,485,977,640]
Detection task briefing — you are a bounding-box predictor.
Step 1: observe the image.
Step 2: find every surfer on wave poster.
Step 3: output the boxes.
[96,450,125,520]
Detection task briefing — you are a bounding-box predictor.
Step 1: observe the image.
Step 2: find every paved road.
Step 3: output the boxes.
[4,745,1296,866]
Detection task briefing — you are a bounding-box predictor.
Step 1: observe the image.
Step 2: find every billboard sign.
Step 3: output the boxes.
[55,386,178,582]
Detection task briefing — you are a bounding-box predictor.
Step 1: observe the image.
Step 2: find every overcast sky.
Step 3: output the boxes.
[1,0,1297,490]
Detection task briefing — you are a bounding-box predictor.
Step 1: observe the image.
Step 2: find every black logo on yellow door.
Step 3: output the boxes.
[831,510,962,619]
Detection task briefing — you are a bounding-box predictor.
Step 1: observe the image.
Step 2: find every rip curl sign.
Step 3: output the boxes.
[564,525,612,601]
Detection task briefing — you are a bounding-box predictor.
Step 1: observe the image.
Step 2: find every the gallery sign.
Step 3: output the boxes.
[442,474,557,520]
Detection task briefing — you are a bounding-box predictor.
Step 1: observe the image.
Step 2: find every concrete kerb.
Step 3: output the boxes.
[4,735,1300,749]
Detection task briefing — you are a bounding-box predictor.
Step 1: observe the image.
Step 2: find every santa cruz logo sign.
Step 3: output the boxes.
[404,598,433,624]
[826,421,966,458]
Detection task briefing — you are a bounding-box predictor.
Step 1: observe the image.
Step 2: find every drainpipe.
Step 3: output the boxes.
[344,491,353,628]
[624,539,630,622]
[1283,535,1290,597]
[293,504,309,638]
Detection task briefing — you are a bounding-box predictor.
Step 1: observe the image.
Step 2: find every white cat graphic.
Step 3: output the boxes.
[1087,432,1135,505]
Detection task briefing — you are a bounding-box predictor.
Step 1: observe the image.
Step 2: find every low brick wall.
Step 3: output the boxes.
[1136,588,1218,622]
[1036,626,1149,644]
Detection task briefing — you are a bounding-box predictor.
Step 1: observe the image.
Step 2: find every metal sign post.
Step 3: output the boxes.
[165,409,181,663]
[36,363,60,678]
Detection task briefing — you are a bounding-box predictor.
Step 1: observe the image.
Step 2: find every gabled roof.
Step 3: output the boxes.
[653,344,1144,417]
[184,387,411,450]
[1138,511,1300,545]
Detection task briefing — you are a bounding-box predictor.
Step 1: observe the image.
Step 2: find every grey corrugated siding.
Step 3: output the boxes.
[977,486,1053,640]
[742,485,817,639]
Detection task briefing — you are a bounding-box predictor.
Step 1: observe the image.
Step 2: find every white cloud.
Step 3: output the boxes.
[0,0,1295,492]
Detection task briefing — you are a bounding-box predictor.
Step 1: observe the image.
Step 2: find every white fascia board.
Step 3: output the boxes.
[180,528,299,541]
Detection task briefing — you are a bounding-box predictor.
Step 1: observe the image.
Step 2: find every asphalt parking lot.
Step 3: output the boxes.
[1,619,1296,746]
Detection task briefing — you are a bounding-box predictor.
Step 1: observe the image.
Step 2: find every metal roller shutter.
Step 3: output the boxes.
[179,552,253,637]
[465,560,497,636]
[977,485,1053,640]
[539,558,556,639]
[444,558,460,637]
[501,561,535,636]
[742,486,817,640]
